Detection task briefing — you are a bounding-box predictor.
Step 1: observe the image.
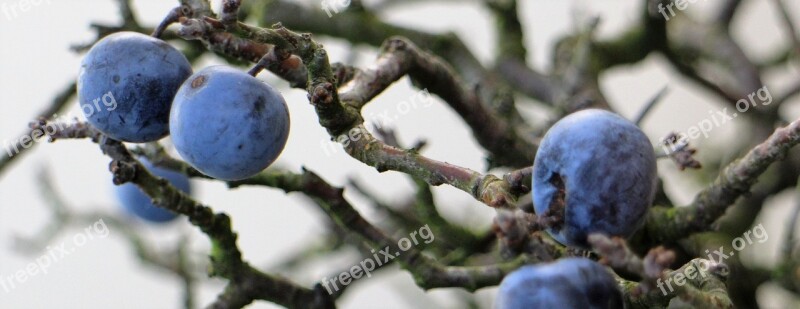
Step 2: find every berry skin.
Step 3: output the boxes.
[532,109,657,248]
[78,31,192,142]
[170,66,290,181]
[495,258,623,309]
[114,159,190,223]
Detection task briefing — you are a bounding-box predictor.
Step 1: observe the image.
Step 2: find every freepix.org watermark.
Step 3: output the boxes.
[656,223,768,296]
[0,219,110,293]
[657,0,707,21]
[1,0,51,21]
[662,86,772,155]
[321,224,434,294]
[321,0,349,18]
[320,88,433,156]
[3,91,117,157]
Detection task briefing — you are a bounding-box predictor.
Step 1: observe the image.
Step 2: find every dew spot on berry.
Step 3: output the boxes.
[191,75,207,88]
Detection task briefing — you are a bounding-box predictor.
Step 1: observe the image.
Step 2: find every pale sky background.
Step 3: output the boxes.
[1,0,799,308]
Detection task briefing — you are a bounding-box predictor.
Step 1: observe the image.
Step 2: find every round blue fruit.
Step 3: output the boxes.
[495,258,623,309]
[532,109,657,248]
[114,159,190,223]
[78,31,192,142]
[170,66,290,181]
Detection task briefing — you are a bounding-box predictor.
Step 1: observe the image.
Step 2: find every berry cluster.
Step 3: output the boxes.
[500,109,658,307]
[77,32,290,222]
[79,32,654,306]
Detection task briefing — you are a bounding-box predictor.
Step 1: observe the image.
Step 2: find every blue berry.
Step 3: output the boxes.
[532,109,657,248]
[169,66,290,180]
[495,258,623,309]
[114,158,190,223]
[78,31,192,142]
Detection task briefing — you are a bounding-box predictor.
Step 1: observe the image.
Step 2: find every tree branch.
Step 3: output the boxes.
[647,117,800,242]
[45,122,335,309]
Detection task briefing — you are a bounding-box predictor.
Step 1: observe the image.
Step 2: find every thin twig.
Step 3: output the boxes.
[634,86,669,126]
[647,117,800,242]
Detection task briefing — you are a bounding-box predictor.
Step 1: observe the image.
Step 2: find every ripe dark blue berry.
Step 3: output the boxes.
[78,31,192,142]
[495,258,623,309]
[170,66,290,180]
[532,109,657,248]
[114,159,190,223]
